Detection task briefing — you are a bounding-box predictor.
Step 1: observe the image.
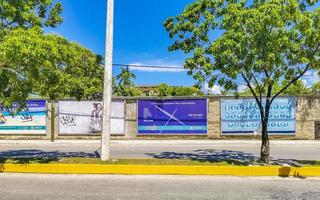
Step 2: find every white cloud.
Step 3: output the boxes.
[127,58,187,72]
[203,82,222,95]
[303,71,314,76]
[303,71,319,87]
[301,79,308,87]
[237,85,248,93]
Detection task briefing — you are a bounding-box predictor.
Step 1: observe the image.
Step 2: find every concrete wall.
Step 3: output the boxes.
[296,97,320,140]
[0,96,319,140]
[207,96,319,140]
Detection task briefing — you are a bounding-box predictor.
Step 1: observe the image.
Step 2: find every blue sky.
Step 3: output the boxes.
[48,0,196,86]
[47,0,319,91]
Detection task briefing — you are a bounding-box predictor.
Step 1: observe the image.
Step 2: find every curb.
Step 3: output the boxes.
[1,164,320,176]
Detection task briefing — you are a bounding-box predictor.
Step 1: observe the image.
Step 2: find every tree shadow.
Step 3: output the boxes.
[146,149,320,167]
[0,149,99,164]
[146,149,260,166]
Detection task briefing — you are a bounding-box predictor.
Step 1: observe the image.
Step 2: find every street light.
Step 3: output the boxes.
[101,0,114,161]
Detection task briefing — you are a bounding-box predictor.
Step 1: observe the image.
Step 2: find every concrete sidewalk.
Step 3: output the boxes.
[0,139,319,145]
[0,139,319,161]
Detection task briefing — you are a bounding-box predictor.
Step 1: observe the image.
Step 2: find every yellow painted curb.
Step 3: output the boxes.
[1,164,320,176]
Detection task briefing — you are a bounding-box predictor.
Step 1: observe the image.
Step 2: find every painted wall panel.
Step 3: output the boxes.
[58,101,125,135]
[221,98,296,135]
[0,100,46,134]
[138,99,207,135]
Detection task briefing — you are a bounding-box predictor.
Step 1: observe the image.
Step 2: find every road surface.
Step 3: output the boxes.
[0,140,319,161]
[1,174,320,200]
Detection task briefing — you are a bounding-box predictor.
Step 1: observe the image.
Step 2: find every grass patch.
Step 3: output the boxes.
[1,157,320,166]
[0,157,241,166]
[299,160,320,166]
[54,158,236,166]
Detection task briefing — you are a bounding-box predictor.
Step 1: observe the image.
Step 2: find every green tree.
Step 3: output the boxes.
[0,1,104,112]
[0,0,62,29]
[309,81,320,95]
[164,0,320,162]
[116,67,136,87]
[157,83,173,97]
[0,0,64,112]
[172,86,203,96]
[240,80,310,96]
[114,67,142,96]
[0,28,104,102]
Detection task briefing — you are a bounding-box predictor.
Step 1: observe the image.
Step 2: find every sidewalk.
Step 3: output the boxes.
[1,139,319,161]
[0,139,319,145]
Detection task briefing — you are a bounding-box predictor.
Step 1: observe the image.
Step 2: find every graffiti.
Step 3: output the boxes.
[21,114,33,122]
[60,115,76,127]
[90,103,103,133]
[0,100,46,134]
[58,101,125,135]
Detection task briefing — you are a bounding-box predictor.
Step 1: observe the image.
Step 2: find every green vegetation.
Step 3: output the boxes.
[1,157,320,166]
[240,80,320,96]
[164,0,320,162]
[0,0,63,29]
[112,68,203,97]
[113,67,142,96]
[157,83,203,97]
[0,0,104,113]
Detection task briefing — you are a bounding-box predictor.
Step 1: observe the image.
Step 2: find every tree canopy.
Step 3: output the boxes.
[164,0,320,162]
[113,67,142,97]
[0,28,103,101]
[0,1,103,112]
[157,83,203,97]
[0,0,63,29]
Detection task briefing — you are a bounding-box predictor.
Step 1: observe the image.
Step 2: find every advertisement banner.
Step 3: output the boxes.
[221,97,296,135]
[0,100,47,134]
[138,99,207,134]
[58,100,125,135]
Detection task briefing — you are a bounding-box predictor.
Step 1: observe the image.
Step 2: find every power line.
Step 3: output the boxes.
[113,63,186,70]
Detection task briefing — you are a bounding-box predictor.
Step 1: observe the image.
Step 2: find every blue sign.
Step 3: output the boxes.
[138,99,207,134]
[0,100,47,134]
[221,97,296,135]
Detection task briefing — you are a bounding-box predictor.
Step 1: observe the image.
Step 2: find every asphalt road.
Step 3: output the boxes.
[1,174,320,200]
[0,140,320,161]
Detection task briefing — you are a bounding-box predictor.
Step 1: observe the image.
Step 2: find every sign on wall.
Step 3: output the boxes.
[0,100,47,134]
[221,97,296,135]
[58,100,125,135]
[138,99,207,135]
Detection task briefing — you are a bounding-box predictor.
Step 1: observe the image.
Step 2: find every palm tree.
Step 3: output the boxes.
[116,66,136,87]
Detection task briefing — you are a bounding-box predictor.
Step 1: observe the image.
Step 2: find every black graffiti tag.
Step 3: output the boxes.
[60,115,76,127]
[21,114,33,122]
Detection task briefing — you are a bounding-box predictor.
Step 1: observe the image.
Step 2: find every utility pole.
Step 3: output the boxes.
[101,0,114,161]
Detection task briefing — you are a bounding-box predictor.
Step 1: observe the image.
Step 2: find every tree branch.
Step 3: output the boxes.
[242,72,264,117]
[270,43,320,104]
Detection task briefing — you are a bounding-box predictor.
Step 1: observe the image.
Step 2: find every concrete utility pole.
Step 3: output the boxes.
[101,0,114,161]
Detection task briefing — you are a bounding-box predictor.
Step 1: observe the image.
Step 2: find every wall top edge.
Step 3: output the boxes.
[26,95,320,102]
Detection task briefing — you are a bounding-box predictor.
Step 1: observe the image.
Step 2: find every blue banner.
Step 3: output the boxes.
[0,100,47,134]
[221,97,296,135]
[138,99,207,134]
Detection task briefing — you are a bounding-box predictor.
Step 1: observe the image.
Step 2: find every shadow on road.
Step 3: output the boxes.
[146,149,320,167]
[0,149,99,164]
[146,149,259,166]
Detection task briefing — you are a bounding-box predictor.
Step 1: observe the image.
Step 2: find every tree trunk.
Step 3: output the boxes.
[260,119,270,163]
